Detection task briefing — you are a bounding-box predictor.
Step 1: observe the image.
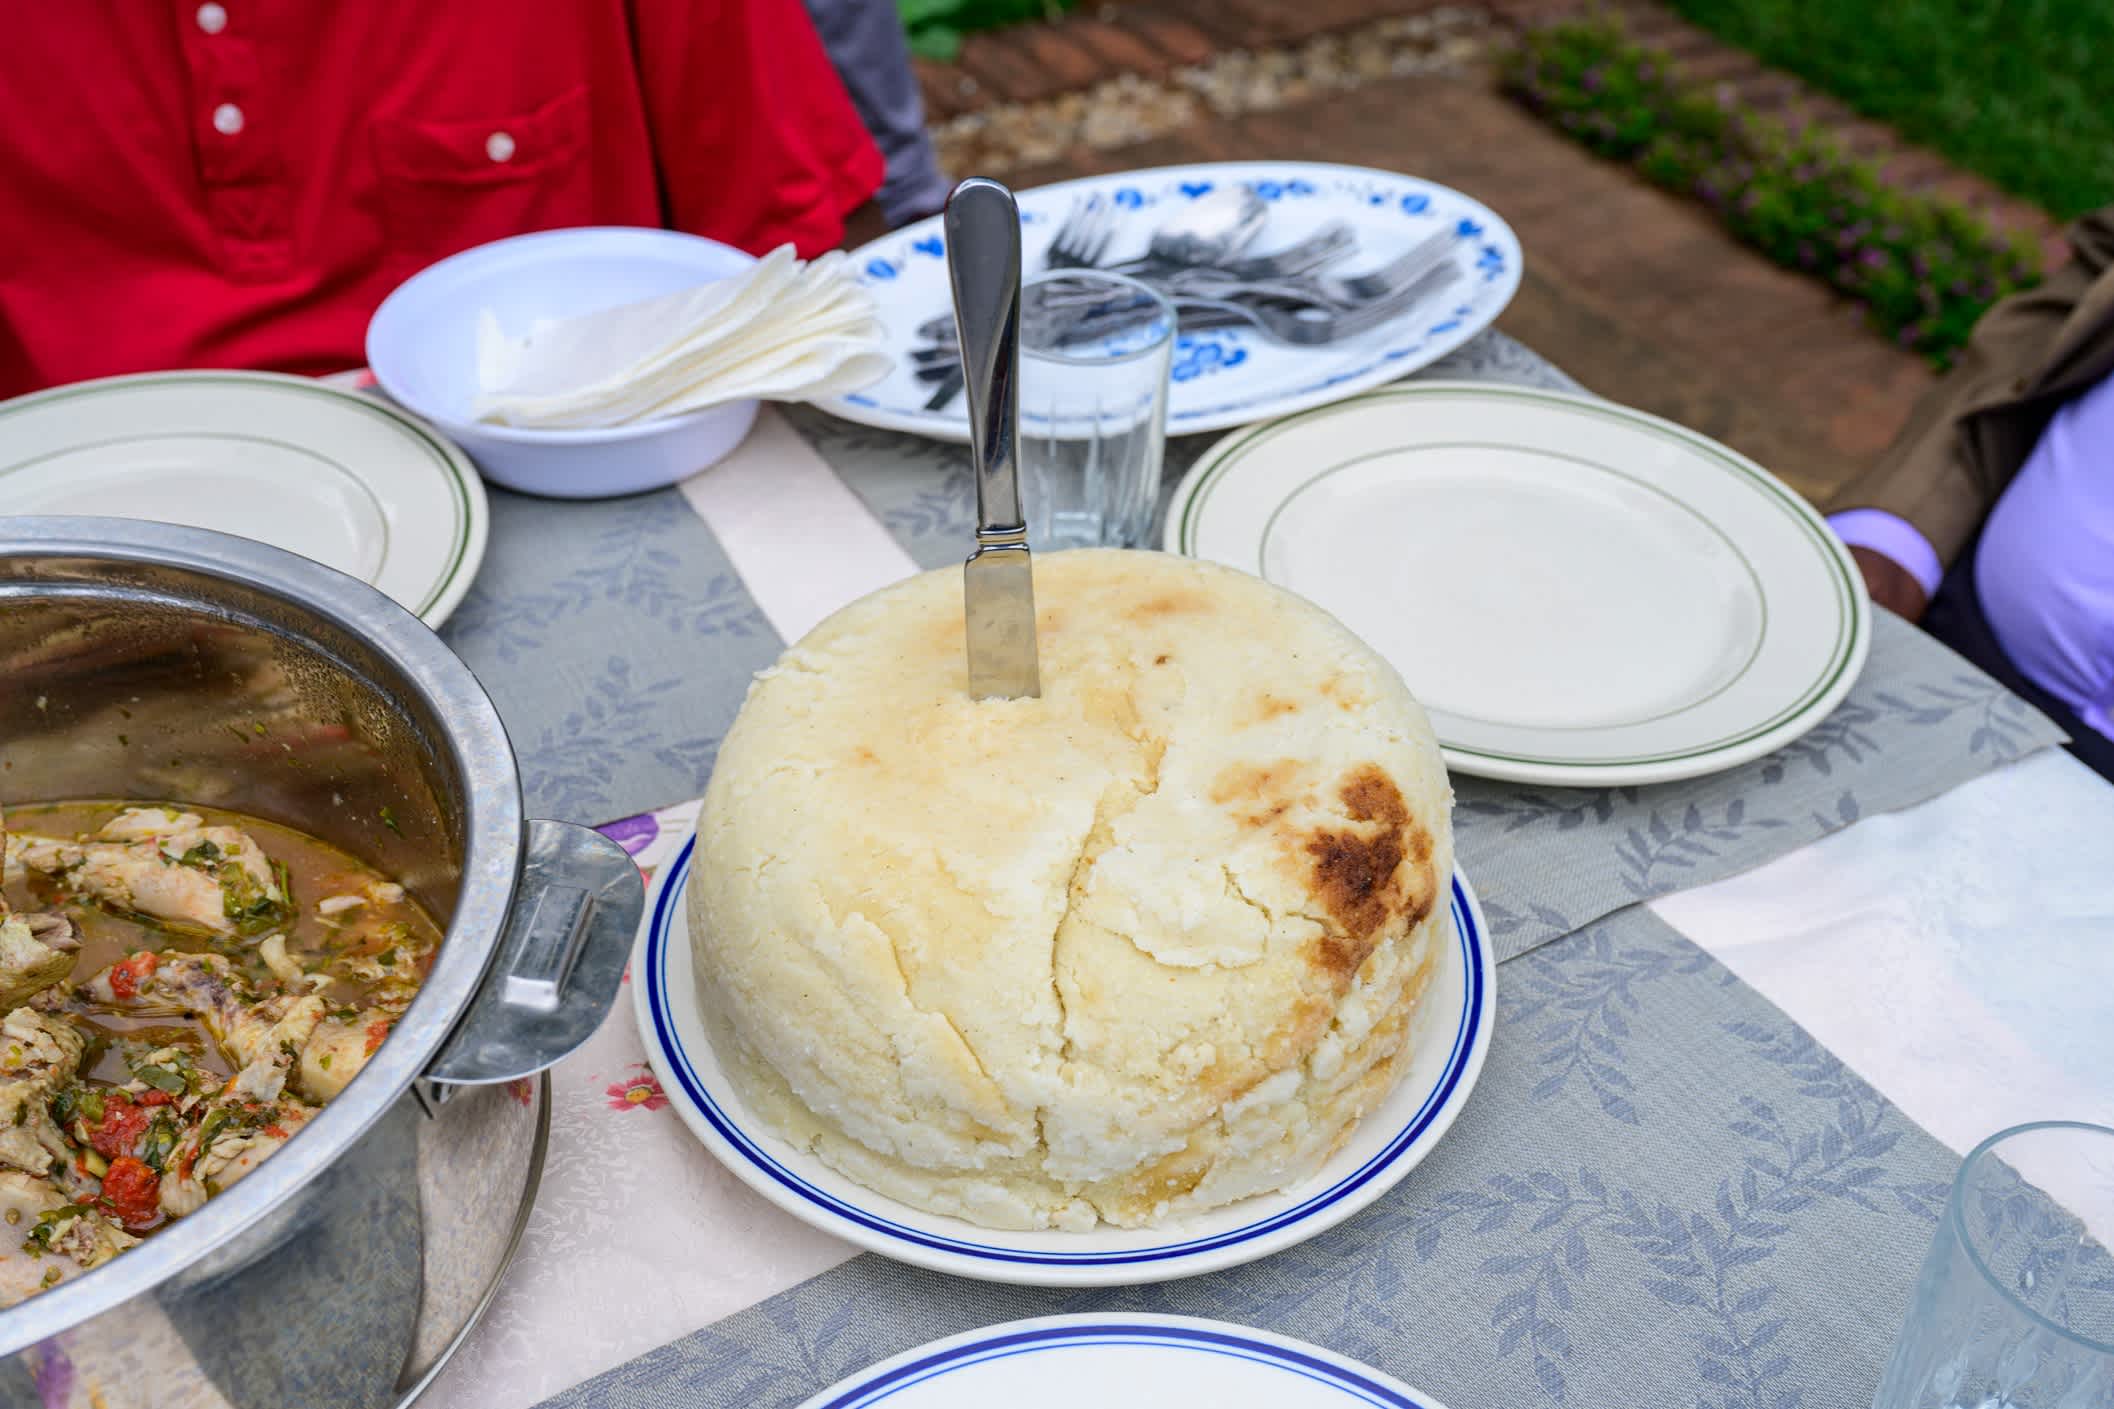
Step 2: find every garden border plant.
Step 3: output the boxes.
[1501,18,2041,370]
[898,0,1074,60]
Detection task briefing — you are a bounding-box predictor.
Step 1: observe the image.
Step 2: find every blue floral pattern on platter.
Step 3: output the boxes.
[1171,331,1251,383]
[824,162,1524,439]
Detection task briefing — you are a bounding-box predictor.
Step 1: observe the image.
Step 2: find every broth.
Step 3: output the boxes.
[0,800,441,1304]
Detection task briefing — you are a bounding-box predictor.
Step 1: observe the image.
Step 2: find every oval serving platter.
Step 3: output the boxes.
[820,160,1522,442]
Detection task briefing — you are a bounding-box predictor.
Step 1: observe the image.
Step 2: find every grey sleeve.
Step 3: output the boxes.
[802,0,953,227]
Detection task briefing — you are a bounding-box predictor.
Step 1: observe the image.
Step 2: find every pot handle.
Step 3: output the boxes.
[423,818,645,1084]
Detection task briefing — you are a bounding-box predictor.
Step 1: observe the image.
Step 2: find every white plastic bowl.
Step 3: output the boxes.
[366,227,761,500]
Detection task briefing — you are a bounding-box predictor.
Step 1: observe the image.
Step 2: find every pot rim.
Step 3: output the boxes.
[0,516,523,1353]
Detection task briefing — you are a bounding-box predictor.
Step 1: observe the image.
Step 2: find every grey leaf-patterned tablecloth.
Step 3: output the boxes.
[546,907,1960,1409]
[428,327,2066,1409]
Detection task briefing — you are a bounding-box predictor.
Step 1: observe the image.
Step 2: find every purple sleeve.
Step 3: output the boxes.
[1827,509,1944,598]
[1974,370,2114,740]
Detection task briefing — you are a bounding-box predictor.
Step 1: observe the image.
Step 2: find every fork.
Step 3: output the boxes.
[1166,261,1462,346]
[1044,197,1117,270]
[921,258,1461,378]
[1156,227,1454,309]
[1027,232,1451,327]
[1046,203,1354,284]
[1045,188,1270,275]
[1209,221,1358,282]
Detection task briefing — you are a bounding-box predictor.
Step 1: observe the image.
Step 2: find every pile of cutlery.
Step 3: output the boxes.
[915,186,1461,410]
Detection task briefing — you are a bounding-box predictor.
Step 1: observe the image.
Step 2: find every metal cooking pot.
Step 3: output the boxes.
[0,517,646,1408]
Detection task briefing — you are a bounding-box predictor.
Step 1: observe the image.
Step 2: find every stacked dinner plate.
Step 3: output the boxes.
[1167,383,1869,787]
[0,370,487,627]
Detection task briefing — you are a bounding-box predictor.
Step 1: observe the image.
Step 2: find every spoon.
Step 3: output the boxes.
[1129,185,1270,269]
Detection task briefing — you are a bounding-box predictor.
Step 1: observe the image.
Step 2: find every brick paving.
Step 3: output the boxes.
[1497,1,2064,264]
[867,0,2069,508]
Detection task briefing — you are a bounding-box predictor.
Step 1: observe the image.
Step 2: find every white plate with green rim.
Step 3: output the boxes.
[0,370,488,627]
[1165,382,1870,787]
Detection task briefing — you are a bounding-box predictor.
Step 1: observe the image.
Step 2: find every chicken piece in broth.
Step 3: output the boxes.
[0,797,441,1305]
[7,806,289,936]
[0,807,81,1009]
[75,950,381,1105]
[0,1169,137,1302]
[0,1009,88,1183]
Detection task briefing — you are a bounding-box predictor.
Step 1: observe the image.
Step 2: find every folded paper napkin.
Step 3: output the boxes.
[471,246,890,429]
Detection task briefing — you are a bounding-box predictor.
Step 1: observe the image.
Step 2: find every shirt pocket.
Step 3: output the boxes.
[371,85,595,270]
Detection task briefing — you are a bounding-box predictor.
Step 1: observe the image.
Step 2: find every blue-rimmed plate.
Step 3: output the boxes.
[633,831,1494,1286]
[817,161,1522,442]
[798,1314,1450,1409]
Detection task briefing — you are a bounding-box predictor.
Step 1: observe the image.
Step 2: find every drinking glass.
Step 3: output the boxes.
[1017,270,1176,550]
[1874,1122,2114,1408]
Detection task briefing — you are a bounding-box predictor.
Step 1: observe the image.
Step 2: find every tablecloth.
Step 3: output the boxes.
[415,331,2112,1409]
[419,749,2114,1409]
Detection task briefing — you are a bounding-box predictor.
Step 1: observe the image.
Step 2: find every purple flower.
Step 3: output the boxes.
[1582,67,1605,92]
[1860,248,1888,268]
[598,812,660,857]
[1796,240,1817,267]
[1897,324,1922,347]
[31,1341,74,1408]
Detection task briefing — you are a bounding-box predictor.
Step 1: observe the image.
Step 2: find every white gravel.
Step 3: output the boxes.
[933,8,1493,176]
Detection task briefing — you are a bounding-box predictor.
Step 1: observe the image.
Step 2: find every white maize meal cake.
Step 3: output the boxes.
[689,548,1454,1230]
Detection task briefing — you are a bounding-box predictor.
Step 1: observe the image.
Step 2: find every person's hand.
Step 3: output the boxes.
[1849,546,1930,621]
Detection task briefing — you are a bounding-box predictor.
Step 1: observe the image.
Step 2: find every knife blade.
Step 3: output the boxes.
[947,177,1041,701]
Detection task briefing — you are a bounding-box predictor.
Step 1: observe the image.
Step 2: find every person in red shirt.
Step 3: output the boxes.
[0,0,885,398]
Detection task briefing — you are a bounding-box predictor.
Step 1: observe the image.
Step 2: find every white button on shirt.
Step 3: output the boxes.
[196,3,227,34]
[211,102,243,135]
[485,131,516,163]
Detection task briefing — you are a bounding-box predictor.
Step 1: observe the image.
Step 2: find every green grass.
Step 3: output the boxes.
[1503,20,2041,368]
[897,0,1075,61]
[1657,0,2114,221]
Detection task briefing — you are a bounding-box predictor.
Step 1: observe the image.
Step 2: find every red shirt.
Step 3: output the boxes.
[0,1,884,396]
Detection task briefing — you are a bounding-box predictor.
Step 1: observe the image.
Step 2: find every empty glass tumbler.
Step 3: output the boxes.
[1017,270,1176,550]
[1873,1121,2114,1409]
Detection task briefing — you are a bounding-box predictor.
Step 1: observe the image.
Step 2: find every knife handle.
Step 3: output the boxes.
[945,178,1025,539]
